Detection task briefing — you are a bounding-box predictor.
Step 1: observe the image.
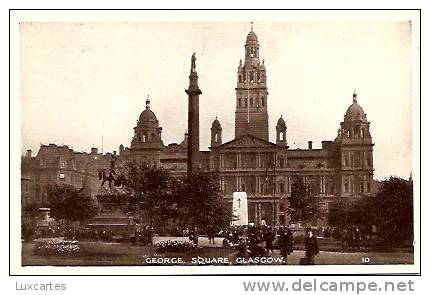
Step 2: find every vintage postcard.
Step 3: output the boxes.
[10,10,420,275]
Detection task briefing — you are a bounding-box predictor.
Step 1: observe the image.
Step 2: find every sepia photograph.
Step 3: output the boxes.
[10,10,420,275]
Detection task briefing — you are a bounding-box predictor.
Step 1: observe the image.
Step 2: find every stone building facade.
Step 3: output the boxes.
[116,27,375,226]
[21,145,112,206]
[22,27,374,226]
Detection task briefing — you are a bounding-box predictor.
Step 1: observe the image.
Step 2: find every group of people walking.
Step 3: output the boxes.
[233,225,320,265]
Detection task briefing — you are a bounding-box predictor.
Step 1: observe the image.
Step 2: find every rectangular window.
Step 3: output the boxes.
[279,183,285,193]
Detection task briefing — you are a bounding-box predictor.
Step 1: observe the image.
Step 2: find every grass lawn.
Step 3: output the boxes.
[22,241,235,266]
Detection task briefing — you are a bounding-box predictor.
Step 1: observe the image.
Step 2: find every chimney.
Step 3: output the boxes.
[91,147,98,155]
[308,141,313,150]
[25,149,32,157]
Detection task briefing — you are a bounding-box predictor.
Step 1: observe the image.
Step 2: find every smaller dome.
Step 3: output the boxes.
[260,59,266,70]
[211,117,222,130]
[277,116,286,127]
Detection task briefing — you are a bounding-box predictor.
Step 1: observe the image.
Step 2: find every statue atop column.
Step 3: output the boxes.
[191,52,196,73]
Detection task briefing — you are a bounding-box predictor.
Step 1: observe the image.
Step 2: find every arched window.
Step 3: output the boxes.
[238,75,242,83]
[215,133,218,143]
[280,132,284,141]
[344,181,349,193]
[141,133,147,143]
[261,97,265,107]
[360,128,365,138]
[354,126,360,138]
[250,97,253,107]
[237,98,241,107]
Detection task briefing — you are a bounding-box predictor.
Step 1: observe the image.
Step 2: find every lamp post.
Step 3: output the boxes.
[273,152,277,228]
[264,152,277,227]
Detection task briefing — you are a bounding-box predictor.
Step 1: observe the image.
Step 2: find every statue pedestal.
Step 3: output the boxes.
[86,193,135,240]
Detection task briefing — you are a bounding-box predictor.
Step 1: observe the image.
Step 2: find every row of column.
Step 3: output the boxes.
[342,151,372,168]
[219,152,276,169]
[342,175,371,193]
[227,175,332,194]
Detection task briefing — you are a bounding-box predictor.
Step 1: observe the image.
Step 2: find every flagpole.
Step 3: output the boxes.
[247,72,250,124]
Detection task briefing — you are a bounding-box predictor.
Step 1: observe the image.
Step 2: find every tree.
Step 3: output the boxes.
[288,176,321,226]
[22,202,42,240]
[328,197,375,236]
[46,184,98,226]
[369,176,413,247]
[174,172,230,230]
[122,162,176,240]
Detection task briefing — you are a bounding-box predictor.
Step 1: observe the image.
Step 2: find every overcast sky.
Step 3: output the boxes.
[19,20,414,180]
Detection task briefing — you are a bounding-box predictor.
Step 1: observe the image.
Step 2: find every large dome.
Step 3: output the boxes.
[246,30,258,43]
[344,93,367,121]
[139,108,157,123]
[138,97,159,127]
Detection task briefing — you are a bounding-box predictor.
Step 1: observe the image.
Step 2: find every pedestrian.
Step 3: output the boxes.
[352,227,362,251]
[208,226,216,245]
[304,229,319,265]
[341,228,349,250]
[264,226,275,255]
[188,229,193,242]
[193,226,199,245]
[232,229,239,245]
[279,227,294,264]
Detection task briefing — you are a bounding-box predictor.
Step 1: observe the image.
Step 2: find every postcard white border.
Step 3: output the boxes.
[10,9,421,275]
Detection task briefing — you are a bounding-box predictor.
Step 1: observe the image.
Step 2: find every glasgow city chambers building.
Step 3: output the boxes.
[22,27,375,226]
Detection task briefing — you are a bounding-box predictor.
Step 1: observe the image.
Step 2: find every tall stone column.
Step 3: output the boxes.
[185,52,202,176]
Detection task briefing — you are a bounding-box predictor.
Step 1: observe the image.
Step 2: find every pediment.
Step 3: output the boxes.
[220,134,276,148]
